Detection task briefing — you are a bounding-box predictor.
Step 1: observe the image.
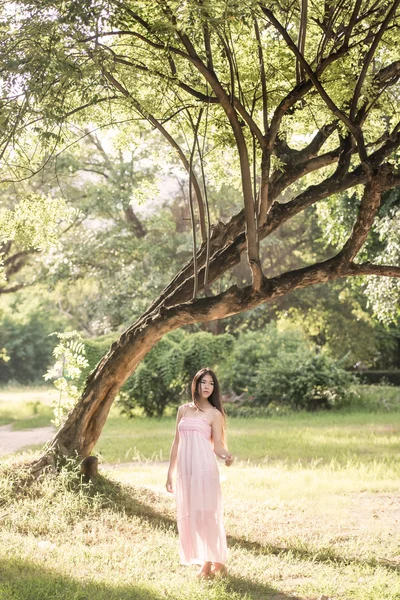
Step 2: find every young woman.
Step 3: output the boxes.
[166,367,234,578]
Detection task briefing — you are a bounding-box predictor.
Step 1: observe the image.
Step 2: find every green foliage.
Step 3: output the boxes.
[217,324,357,411]
[79,334,118,386]
[0,347,10,363]
[0,311,59,385]
[218,323,309,395]
[316,188,400,327]
[278,280,397,369]
[0,194,71,251]
[254,350,357,411]
[44,331,89,427]
[118,330,234,417]
[0,193,74,282]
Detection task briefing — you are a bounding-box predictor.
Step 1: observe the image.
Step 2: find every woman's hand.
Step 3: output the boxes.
[224,453,234,467]
[166,473,174,493]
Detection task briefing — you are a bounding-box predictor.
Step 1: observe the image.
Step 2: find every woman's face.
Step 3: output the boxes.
[198,373,214,399]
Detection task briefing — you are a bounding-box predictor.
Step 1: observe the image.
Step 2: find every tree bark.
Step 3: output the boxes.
[32,249,400,475]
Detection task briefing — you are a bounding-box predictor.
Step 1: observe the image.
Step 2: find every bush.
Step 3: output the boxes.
[0,312,60,385]
[218,323,310,396]
[57,324,357,417]
[254,350,357,410]
[118,330,234,417]
[216,324,358,412]
[79,333,118,386]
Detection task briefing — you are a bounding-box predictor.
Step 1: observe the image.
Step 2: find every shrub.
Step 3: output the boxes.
[0,312,60,384]
[254,349,357,410]
[44,331,90,426]
[218,323,310,396]
[118,330,234,417]
[79,333,118,386]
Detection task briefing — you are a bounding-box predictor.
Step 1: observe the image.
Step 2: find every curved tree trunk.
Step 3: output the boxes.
[35,247,400,473]
[30,157,400,475]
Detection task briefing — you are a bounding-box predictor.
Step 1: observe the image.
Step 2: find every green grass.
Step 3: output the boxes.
[2,386,400,599]
[94,408,400,466]
[1,450,400,600]
[0,386,55,430]
[2,385,400,466]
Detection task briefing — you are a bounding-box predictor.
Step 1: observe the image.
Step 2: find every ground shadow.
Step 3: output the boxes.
[219,573,303,600]
[225,535,400,574]
[0,555,303,600]
[96,476,400,576]
[78,477,303,599]
[95,474,178,531]
[0,556,165,600]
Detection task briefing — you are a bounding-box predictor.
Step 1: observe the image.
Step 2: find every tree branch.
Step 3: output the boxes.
[95,62,207,242]
[203,19,214,72]
[296,0,308,84]
[151,254,400,330]
[137,121,400,322]
[350,0,400,121]
[335,173,383,269]
[261,7,357,136]
[188,110,203,298]
[161,6,263,289]
[347,263,400,278]
[0,283,26,295]
[297,121,338,160]
[100,43,266,147]
[254,16,268,134]
[344,0,363,47]
[80,29,190,59]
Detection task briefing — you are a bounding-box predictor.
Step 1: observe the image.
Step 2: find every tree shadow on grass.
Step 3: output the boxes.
[0,556,164,600]
[220,573,303,600]
[95,474,178,531]
[98,475,400,577]
[227,536,400,574]
[0,556,302,600]
[92,477,304,599]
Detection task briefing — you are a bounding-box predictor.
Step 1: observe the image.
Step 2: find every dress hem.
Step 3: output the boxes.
[180,559,227,566]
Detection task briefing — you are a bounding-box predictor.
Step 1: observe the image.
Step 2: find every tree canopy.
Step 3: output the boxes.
[2,1,400,299]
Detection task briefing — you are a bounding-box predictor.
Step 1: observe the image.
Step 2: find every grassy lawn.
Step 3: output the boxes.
[96,409,400,465]
[1,386,400,599]
[0,386,55,429]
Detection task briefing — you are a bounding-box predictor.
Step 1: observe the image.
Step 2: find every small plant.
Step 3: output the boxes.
[44,331,89,427]
[0,347,10,363]
[27,400,41,415]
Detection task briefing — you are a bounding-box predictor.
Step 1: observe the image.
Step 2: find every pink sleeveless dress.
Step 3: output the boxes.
[176,411,228,565]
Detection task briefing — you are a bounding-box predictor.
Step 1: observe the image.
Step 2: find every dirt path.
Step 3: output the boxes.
[0,424,56,456]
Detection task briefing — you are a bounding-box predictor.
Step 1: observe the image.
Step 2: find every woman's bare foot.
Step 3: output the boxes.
[211,562,227,577]
[196,561,213,579]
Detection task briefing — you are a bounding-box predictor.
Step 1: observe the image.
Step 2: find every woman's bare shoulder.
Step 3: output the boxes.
[210,407,223,421]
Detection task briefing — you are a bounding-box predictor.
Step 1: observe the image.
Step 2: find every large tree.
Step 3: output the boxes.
[1,0,400,470]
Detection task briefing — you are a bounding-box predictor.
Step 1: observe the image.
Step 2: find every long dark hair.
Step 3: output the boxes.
[191,367,227,446]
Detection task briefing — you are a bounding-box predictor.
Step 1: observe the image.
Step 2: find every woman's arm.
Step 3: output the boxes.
[211,410,234,467]
[166,405,183,493]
